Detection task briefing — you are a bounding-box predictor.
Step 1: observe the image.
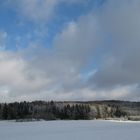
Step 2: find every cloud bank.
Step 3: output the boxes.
[0,0,140,102]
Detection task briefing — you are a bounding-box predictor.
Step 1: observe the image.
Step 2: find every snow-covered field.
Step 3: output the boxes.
[0,120,140,140]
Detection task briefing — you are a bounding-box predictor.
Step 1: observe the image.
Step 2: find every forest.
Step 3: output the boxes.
[0,100,133,120]
[0,101,91,120]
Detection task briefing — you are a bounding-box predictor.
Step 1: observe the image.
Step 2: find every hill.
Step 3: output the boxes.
[0,100,140,121]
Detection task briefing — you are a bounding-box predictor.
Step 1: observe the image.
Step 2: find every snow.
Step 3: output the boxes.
[0,120,140,140]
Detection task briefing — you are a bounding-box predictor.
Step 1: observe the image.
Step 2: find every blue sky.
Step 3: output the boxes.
[0,0,102,50]
[0,0,140,102]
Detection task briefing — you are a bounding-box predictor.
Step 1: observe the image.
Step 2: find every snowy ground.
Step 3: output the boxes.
[0,120,140,140]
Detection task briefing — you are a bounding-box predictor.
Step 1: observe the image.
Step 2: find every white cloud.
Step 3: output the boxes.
[0,51,52,102]
[1,0,140,101]
[0,12,99,102]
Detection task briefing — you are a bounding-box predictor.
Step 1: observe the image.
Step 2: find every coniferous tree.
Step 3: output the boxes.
[2,103,8,119]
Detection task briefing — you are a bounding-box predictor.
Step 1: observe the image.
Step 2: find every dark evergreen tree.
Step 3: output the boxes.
[2,103,8,119]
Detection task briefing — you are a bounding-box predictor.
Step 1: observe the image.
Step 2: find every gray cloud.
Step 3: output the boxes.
[0,0,140,101]
[87,0,140,100]
[92,0,140,87]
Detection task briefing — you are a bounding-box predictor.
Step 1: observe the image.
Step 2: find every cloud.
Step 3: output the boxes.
[84,0,140,101]
[0,51,52,102]
[0,11,98,102]
[53,13,100,69]
[92,0,140,88]
[8,0,88,22]
[0,0,140,101]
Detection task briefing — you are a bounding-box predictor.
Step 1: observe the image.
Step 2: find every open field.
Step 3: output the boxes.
[0,120,140,140]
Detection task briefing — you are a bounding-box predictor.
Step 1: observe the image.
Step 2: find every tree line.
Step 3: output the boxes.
[0,101,91,120]
[0,101,128,120]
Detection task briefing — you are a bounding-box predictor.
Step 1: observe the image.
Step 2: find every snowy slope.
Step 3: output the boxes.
[0,120,140,140]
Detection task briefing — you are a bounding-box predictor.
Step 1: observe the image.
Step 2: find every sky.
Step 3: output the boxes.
[0,0,140,102]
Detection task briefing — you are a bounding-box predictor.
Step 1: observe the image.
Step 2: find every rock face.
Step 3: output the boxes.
[0,100,139,120]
